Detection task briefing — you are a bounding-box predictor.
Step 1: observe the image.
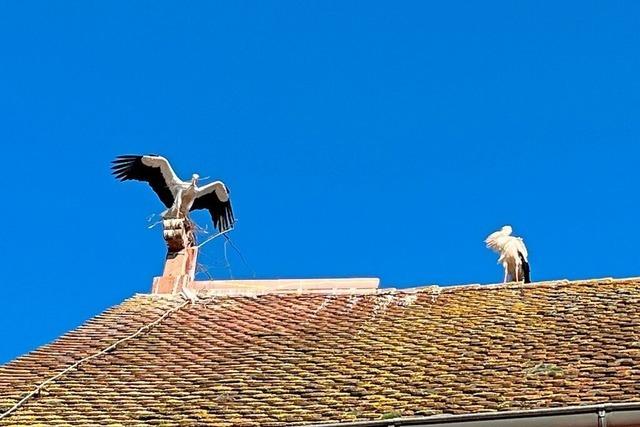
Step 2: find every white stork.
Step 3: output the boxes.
[485,225,530,283]
[111,155,235,232]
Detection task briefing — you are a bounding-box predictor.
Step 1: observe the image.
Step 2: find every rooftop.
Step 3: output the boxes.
[2,276,640,426]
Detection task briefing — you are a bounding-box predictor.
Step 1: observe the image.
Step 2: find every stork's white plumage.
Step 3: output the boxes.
[111,155,235,232]
[485,225,530,283]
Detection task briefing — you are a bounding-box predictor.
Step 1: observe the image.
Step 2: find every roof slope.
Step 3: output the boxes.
[1,278,640,426]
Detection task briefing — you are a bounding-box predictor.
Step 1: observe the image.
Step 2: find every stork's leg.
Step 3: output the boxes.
[503,266,508,283]
[173,190,183,218]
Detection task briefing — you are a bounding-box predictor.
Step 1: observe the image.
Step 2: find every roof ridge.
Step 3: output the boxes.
[136,275,640,300]
[384,276,632,294]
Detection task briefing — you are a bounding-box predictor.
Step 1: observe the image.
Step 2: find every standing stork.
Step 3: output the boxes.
[111,155,235,232]
[485,225,530,283]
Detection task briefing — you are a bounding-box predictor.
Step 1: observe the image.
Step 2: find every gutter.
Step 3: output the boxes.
[310,402,640,427]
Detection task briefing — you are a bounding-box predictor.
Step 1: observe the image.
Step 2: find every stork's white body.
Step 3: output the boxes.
[497,237,527,282]
[485,225,530,283]
[167,182,198,218]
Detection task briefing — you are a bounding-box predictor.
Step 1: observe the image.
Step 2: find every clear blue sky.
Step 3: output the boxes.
[1,2,639,363]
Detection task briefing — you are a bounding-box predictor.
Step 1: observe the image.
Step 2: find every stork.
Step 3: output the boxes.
[111,155,235,232]
[485,225,530,283]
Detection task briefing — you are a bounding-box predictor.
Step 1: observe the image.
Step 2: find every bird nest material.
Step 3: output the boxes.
[162,215,197,253]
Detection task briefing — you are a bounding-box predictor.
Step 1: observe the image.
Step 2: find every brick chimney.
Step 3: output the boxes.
[151,217,198,294]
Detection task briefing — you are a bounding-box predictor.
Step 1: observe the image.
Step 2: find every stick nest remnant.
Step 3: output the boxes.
[162,214,196,253]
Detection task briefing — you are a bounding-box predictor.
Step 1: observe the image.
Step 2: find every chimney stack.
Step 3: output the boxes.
[151,217,198,294]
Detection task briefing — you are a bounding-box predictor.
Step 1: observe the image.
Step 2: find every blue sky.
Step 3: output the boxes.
[1,1,639,363]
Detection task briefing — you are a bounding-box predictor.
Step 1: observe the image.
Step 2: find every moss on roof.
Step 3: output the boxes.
[1,278,640,426]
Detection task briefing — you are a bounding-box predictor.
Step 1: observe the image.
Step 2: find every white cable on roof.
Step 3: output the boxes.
[0,298,190,420]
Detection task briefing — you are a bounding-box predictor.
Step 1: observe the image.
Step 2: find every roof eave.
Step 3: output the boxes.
[309,402,640,427]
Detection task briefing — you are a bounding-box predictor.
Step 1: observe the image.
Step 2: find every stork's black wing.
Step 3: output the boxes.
[111,155,177,208]
[518,252,531,284]
[191,181,235,232]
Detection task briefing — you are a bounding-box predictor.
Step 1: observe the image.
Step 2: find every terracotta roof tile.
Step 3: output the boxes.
[2,278,640,425]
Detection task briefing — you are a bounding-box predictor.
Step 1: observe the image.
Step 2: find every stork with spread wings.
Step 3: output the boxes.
[111,155,235,233]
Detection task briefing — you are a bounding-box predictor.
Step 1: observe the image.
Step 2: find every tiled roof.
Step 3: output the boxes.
[1,278,640,426]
